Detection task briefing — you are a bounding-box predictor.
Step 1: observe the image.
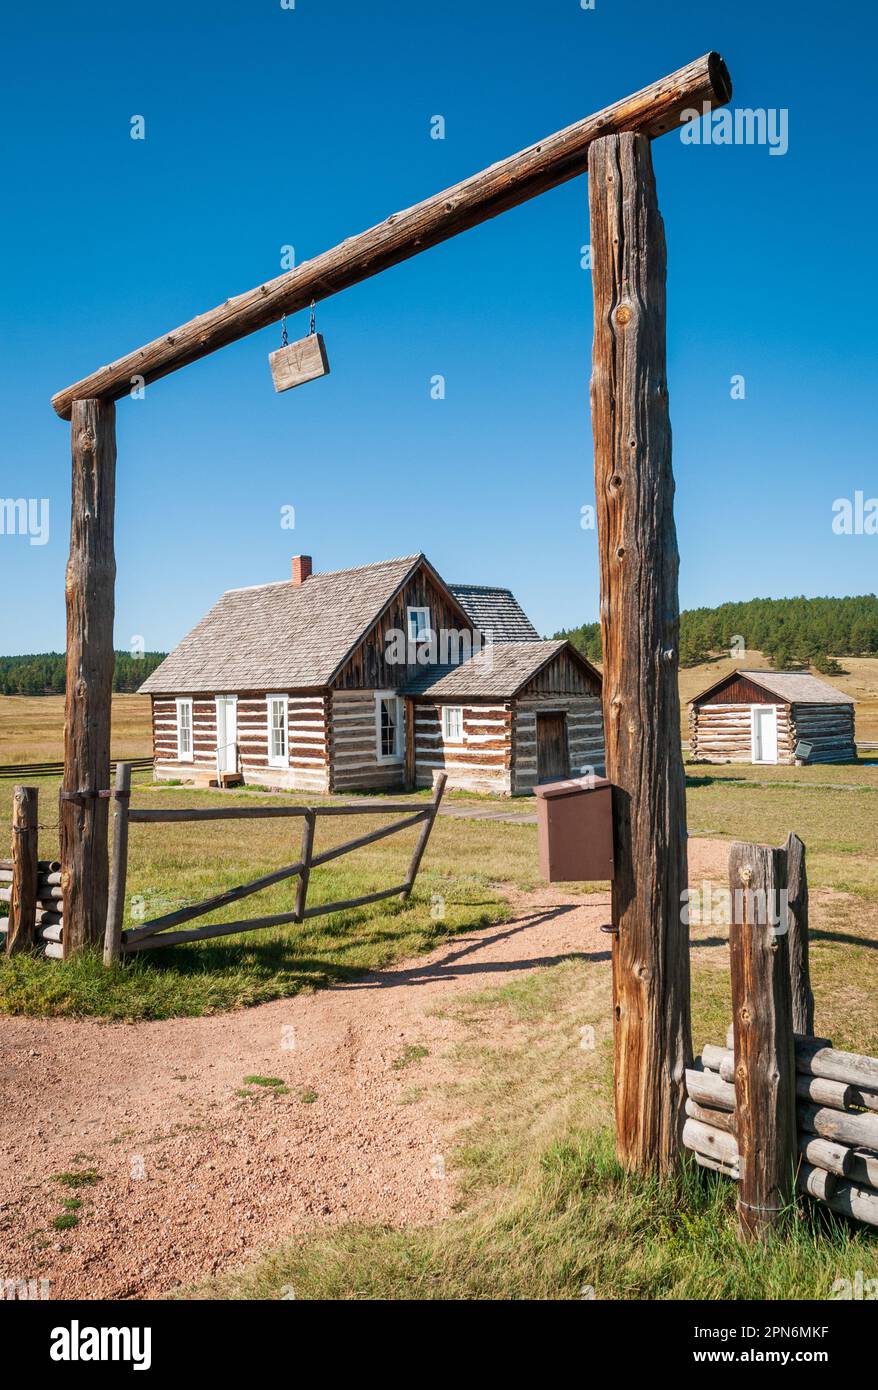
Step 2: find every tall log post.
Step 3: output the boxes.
[588,132,692,1174]
[784,831,814,1035]
[729,842,797,1240]
[61,399,117,956]
[6,786,38,954]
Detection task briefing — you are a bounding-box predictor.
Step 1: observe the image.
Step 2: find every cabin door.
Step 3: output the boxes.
[536,712,569,783]
[215,696,238,773]
[751,705,778,764]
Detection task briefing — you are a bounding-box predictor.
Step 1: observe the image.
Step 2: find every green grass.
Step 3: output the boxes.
[0,782,516,1020]
[51,1169,101,1189]
[391,1043,429,1070]
[685,767,878,901]
[52,1213,80,1231]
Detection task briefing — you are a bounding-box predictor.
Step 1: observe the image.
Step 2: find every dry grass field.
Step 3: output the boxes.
[678,651,878,741]
[0,693,152,764]
[1,651,875,768]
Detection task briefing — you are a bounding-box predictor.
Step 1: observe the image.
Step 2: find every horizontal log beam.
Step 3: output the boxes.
[798,1133,853,1178]
[685,1066,736,1112]
[50,52,731,418]
[127,802,427,823]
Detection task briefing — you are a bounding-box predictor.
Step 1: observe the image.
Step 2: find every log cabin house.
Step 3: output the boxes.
[140,553,605,795]
[688,669,856,765]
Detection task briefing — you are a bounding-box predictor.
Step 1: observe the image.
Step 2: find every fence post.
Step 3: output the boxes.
[103,762,132,966]
[401,772,447,899]
[784,832,813,1036]
[729,841,796,1240]
[295,810,316,922]
[7,786,38,955]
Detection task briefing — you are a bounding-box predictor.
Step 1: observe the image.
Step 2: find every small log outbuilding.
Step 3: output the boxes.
[689,669,856,765]
[140,553,605,795]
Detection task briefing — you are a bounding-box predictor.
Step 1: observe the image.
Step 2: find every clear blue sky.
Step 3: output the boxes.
[1,0,876,655]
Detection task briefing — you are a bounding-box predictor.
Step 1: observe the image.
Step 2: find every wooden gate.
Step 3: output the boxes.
[102,772,446,962]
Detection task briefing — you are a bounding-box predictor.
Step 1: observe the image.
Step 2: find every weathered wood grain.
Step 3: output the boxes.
[294,810,316,922]
[589,131,691,1173]
[796,1162,837,1202]
[682,1117,739,1166]
[684,1097,737,1136]
[797,1133,853,1178]
[269,332,330,392]
[6,786,38,954]
[798,1102,878,1151]
[795,1041,878,1092]
[61,400,116,956]
[729,841,796,1240]
[784,832,814,1035]
[51,54,731,418]
[103,761,131,965]
[685,1067,736,1112]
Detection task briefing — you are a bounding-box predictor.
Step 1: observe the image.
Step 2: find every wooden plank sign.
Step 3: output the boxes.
[269,332,330,393]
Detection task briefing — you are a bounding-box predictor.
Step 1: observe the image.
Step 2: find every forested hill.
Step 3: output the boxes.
[555,595,878,670]
[0,652,166,695]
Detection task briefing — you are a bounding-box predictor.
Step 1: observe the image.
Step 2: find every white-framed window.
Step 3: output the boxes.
[267,694,289,768]
[407,606,432,644]
[442,705,464,742]
[375,691,403,762]
[175,697,193,762]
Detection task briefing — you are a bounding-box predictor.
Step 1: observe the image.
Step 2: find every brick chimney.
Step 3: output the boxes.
[291,555,312,585]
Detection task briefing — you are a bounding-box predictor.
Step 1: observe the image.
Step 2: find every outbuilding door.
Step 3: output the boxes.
[536,711,569,782]
[751,705,778,764]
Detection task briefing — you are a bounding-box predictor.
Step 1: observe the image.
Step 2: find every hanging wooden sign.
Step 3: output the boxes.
[269,332,330,393]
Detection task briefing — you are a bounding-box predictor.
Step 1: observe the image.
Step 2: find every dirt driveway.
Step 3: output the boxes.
[0,840,728,1300]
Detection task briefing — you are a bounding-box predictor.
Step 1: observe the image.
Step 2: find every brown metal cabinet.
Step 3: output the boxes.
[534,775,614,882]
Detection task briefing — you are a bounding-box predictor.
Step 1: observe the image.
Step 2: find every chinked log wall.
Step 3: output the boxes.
[513,696,605,792]
[414,701,513,795]
[152,692,331,792]
[690,702,856,765]
[689,702,792,764]
[790,704,856,764]
[330,689,405,791]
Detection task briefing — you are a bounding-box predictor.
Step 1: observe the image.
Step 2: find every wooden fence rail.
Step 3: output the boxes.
[106,770,447,962]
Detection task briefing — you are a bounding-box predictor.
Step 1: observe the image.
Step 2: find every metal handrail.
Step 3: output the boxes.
[215,739,239,781]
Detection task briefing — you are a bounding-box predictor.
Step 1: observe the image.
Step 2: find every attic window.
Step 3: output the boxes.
[407,606,432,644]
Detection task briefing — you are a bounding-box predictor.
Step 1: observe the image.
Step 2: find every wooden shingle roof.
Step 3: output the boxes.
[401,640,596,699]
[447,584,540,641]
[140,555,423,695]
[692,668,855,707]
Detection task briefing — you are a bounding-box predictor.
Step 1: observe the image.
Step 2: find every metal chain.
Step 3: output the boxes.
[309,300,316,335]
[281,313,289,348]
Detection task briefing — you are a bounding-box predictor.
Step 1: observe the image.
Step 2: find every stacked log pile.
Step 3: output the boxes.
[684,1030,878,1228]
[0,859,64,958]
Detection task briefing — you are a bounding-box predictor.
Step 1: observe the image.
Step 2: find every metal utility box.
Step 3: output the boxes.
[534,775,614,883]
